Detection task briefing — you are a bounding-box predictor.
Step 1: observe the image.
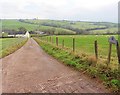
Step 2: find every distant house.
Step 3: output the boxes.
[1,31,30,38]
[15,31,30,38]
[24,31,30,38]
[8,35,15,37]
[15,34,25,38]
[35,31,45,34]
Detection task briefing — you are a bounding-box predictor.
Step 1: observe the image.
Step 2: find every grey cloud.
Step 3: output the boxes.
[0,0,118,22]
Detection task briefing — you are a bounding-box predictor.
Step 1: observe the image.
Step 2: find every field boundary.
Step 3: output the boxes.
[40,35,119,66]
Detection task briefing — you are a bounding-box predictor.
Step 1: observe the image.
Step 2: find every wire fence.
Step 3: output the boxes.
[40,35,119,67]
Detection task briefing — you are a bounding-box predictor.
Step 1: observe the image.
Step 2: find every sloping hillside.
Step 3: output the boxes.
[2,19,118,35]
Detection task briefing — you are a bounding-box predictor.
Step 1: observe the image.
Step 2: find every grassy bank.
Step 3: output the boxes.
[0,38,28,58]
[34,37,120,92]
[41,35,118,70]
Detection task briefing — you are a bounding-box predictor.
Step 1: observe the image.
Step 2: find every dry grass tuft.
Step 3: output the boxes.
[87,56,97,66]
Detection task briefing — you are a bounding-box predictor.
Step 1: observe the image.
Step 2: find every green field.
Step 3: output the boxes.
[2,19,76,35]
[2,19,39,31]
[41,35,118,66]
[23,19,110,30]
[2,19,118,35]
[23,19,117,34]
[0,38,27,58]
[90,28,118,34]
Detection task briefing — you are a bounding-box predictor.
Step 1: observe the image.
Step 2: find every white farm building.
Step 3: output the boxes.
[24,31,30,38]
[16,31,30,38]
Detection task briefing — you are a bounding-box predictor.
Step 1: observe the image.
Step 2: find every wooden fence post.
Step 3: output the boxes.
[51,37,53,43]
[50,36,51,43]
[46,37,47,42]
[52,37,54,43]
[62,39,64,48]
[56,37,58,46]
[73,38,75,52]
[116,41,120,64]
[108,43,112,64]
[43,37,44,41]
[47,37,48,42]
[94,40,98,59]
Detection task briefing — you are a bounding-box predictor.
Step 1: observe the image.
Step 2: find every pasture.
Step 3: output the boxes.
[2,19,39,31]
[40,35,119,67]
[23,19,117,34]
[2,19,76,35]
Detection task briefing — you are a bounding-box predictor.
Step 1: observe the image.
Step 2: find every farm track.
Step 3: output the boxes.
[1,38,109,93]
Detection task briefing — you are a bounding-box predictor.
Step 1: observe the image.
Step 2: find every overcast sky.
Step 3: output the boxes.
[0,0,119,22]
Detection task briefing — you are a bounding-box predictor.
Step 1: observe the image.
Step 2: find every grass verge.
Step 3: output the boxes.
[34,37,120,92]
[1,38,28,58]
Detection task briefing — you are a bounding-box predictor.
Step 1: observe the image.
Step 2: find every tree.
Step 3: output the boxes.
[18,27,27,34]
[50,28,56,35]
[11,29,16,35]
